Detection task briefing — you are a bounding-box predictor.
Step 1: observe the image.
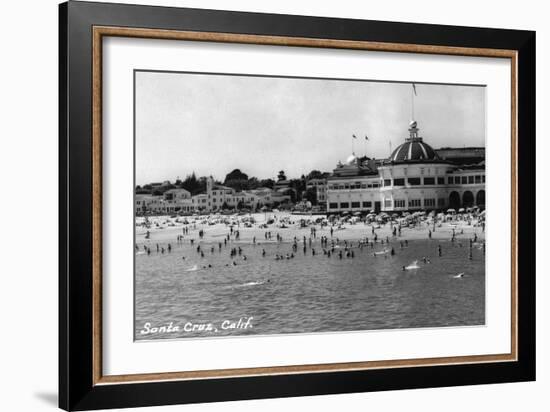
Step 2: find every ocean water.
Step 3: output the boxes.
[135,237,485,340]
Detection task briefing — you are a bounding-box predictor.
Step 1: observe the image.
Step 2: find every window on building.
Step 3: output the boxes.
[461,176,467,184]
[351,202,360,208]
[437,177,445,185]
[475,175,481,183]
[362,201,372,208]
[344,184,350,189]
[329,203,338,209]
[468,176,474,184]
[448,176,454,184]
[372,183,380,188]
[394,199,406,208]
[408,199,421,207]
[384,179,392,187]
[384,199,392,208]
[394,178,405,186]
[420,168,424,175]
[361,184,367,189]
[424,177,435,185]
[482,175,486,183]
[340,202,349,209]
[424,198,435,207]
[408,177,421,185]
[438,198,445,207]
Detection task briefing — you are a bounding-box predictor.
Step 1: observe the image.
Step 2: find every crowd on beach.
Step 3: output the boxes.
[135,210,486,274]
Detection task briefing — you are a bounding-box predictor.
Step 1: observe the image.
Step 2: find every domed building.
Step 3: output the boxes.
[325,120,486,214]
[388,121,440,162]
[377,120,456,211]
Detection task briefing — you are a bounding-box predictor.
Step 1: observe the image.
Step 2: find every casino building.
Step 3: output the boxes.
[326,120,485,214]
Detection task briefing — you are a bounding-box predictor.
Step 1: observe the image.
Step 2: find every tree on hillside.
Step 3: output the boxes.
[180,172,206,196]
[224,169,248,182]
[224,169,249,191]
[277,170,287,181]
[307,170,325,180]
[289,178,305,202]
[247,177,260,190]
[259,178,275,189]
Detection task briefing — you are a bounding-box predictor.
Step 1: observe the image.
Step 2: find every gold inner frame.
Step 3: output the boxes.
[92,26,518,385]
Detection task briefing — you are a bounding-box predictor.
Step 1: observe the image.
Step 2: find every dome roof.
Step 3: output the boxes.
[389,120,440,163]
[390,139,439,162]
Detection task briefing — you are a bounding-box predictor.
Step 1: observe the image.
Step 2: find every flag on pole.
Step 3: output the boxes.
[412,83,417,96]
[352,134,357,139]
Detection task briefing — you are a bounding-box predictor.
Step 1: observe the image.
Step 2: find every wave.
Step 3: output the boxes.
[239,280,267,287]
[405,260,420,270]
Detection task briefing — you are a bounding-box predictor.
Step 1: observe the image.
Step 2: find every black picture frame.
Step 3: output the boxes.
[59,1,536,410]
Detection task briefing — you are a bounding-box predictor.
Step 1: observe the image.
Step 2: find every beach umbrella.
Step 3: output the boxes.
[353,211,362,216]
[479,210,486,216]
[447,208,456,213]
[458,208,465,213]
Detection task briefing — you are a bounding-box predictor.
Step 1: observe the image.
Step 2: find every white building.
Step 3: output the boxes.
[194,177,289,212]
[326,120,485,214]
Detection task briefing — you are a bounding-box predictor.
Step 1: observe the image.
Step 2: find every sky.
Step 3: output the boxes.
[135,71,485,185]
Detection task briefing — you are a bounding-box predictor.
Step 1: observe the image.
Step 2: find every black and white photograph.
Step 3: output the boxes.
[134,71,487,340]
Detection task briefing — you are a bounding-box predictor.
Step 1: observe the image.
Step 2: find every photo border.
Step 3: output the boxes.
[131,68,489,342]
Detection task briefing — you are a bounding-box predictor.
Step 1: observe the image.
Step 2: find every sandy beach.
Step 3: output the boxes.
[135,212,485,247]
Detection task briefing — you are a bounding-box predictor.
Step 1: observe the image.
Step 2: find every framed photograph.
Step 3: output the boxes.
[59,1,535,410]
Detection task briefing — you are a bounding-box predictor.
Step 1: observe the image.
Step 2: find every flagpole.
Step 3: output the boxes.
[411,84,414,120]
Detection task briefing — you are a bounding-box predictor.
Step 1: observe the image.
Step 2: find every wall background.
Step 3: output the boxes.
[0,0,545,411]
